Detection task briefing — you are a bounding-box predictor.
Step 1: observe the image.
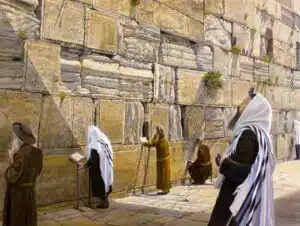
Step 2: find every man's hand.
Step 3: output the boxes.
[77,162,85,170]
[215,154,221,167]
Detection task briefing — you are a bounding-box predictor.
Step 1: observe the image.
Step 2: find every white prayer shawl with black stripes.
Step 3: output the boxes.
[87,126,113,193]
[215,93,276,226]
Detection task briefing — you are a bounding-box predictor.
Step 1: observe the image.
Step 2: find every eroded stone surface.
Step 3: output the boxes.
[0,61,23,89]
[205,0,224,16]
[148,104,169,138]
[183,106,205,141]
[93,0,132,17]
[169,105,183,141]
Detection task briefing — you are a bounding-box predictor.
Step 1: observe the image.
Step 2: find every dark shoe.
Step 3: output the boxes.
[157,190,170,195]
[96,199,109,209]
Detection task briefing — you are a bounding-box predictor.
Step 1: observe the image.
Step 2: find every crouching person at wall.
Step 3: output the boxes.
[3,123,43,226]
[79,126,113,209]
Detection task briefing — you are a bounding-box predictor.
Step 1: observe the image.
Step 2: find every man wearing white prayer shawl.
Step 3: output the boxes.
[293,120,300,160]
[208,89,275,226]
[82,126,113,209]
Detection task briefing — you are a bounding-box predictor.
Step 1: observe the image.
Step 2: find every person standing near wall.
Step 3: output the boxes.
[141,125,171,195]
[3,123,43,226]
[293,120,300,160]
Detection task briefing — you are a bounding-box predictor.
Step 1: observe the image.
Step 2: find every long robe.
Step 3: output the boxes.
[208,129,259,226]
[188,145,212,184]
[3,143,43,226]
[144,135,171,190]
[85,149,112,200]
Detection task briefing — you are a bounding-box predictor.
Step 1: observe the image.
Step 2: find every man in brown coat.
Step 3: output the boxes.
[3,122,43,226]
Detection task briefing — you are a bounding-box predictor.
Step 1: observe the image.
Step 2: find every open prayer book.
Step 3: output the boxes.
[69,152,85,164]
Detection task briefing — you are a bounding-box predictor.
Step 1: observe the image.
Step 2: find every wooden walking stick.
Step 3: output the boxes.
[133,145,144,195]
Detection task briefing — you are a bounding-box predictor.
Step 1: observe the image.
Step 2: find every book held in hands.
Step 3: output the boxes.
[69,152,85,164]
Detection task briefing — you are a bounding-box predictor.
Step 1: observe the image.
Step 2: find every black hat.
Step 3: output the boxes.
[12,122,36,145]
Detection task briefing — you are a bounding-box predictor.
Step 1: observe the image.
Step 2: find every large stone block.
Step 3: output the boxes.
[124,102,144,145]
[96,100,125,144]
[0,1,39,60]
[232,80,250,106]
[239,56,254,81]
[281,87,295,110]
[244,30,261,58]
[176,69,204,105]
[293,71,300,89]
[265,86,282,109]
[136,1,204,42]
[205,0,224,16]
[296,90,300,111]
[183,106,205,141]
[224,0,245,24]
[273,20,293,44]
[118,17,160,63]
[153,64,175,104]
[224,108,238,137]
[194,44,213,71]
[0,91,42,152]
[148,104,169,138]
[157,0,204,22]
[42,0,84,45]
[254,59,270,82]
[85,8,118,53]
[276,134,293,160]
[0,61,23,89]
[205,15,232,50]
[205,120,224,139]
[271,110,279,135]
[93,0,132,17]
[214,46,230,78]
[169,105,183,142]
[24,40,61,94]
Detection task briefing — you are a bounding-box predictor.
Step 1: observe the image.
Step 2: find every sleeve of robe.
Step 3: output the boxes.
[143,135,159,148]
[219,130,259,183]
[4,152,23,183]
[85,149,99,168]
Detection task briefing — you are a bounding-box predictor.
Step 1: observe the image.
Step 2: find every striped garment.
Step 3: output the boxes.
[215,93,275,226]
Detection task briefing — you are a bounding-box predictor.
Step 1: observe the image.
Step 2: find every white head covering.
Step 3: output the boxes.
[87,126,113,192]
[293,120,300,145]
[215,93,275,226]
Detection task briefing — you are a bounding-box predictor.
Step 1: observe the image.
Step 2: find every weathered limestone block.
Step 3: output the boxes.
[293,71,300,89]
[153,64,175,104]
[281,87,295,110]
[224,108,238,137]
[124,102,144,144]
[295,15,300,31]
[239,56,254,81]
[85,8,118,53]
[169,105,183,141]
[295,90,300,111]
[285,111,294,134]
[205,107,223,121]
[254,59,269,82]
[148,104,169,138]
[39,95,73,149]
[276,134,293,160]
[81,54,120,99]
[273,20,293,44]
[205,0,224,16]
[205,121,224,139]
[0,91,42,152]
[93,0,132,17]
[280,3,294,27]
[224,0,245,24]
[273,40,295,68]
[60,50,81,92]
[176,69,204,105]
[194,44,213,71]
[0,1,39,60]
[136,1,204,42]
[265,86,282,109]
[260,11,274,38]
[232,24,247,50]
[118,17,160,63]
[0,61,23,89]
[244,30,260,58]
[24,40,61,94]
[258,0,280,19]
[205,15,232,50]
[183,106,205,141]
[42,0,84,45]
[159,34,198,70]
[214,46,230,77]
[232,80,250,106]
[271,110,279,135]
[157,0,204,22]
[97,100,125,144]
[72,97,94,146]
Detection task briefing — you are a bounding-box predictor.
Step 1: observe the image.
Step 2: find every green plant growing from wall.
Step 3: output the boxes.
[18,31,27,40]
[232,45,242,55]
[59,91,67,106]
[262,55,271,63]
[203,71,223,97]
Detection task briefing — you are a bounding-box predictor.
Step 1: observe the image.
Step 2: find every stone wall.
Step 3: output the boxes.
[0,0,300,207]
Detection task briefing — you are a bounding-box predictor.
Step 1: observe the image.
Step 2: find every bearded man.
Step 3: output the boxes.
[208,89,275,226]
[3,123,43,226]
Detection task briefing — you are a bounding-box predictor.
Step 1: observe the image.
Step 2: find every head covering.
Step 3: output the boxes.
[293,120,300,145]
[156,125,165,137]
[12,122,36,145]
[87,126,113,192]
[197,144,211,164]
[215,93,275,226]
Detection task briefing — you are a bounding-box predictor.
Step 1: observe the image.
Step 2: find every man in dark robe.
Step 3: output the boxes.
[3,122,43,226]
[208,89,275,226]
[188,144,212,184]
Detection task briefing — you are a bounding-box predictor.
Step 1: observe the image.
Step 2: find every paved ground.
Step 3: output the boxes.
[13,161,300,225]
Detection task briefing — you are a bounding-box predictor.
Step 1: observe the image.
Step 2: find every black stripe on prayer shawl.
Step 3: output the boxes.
[235,127,269,223]
[98,140,113,167]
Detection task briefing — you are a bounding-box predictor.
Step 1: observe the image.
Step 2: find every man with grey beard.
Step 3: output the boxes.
[3,123,43,226]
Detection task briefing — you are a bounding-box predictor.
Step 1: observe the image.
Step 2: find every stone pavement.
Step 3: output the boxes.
[17,161,300,225]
